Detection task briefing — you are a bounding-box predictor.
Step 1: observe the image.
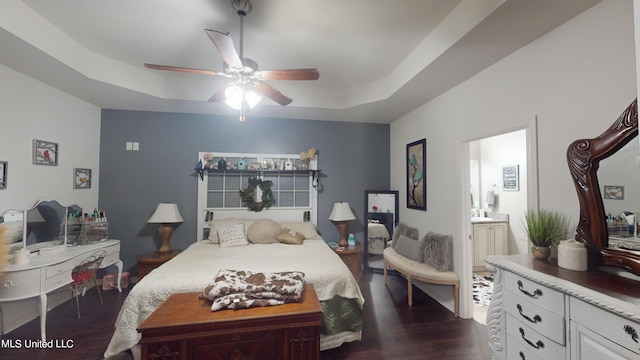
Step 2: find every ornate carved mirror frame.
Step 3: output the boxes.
[567,99,640,275]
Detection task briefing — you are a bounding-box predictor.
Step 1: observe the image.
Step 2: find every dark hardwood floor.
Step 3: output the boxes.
[0,271,491,360]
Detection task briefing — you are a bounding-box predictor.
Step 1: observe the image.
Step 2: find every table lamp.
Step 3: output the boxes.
[329,201,356,247]
[147,203,184,253]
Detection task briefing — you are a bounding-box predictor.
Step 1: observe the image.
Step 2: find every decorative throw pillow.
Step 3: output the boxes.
[208,218,256,244]
[217,223,249,248]
[392,223,419,251]
[247,219,282,244]
[277,222,321,240]
[277,228,305,245]
[394,234,426,262]
[422,232,453,272]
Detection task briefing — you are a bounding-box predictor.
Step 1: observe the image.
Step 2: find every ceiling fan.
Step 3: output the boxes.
[144,0,319,121]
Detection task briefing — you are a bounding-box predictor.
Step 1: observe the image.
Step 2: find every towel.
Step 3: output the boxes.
[486,190,495,208]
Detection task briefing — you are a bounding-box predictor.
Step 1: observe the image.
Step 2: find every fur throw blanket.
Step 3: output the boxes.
[200,269,305,311]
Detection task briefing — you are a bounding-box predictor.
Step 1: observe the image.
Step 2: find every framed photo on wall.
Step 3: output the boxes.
[406,138,426,211]
[604,185,624,200]
[0,161,6,189]
[33,139,58,166]
[502,165,519,191]
[74,168,92,189]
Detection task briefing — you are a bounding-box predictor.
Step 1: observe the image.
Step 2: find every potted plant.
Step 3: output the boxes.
[522,209,571,259]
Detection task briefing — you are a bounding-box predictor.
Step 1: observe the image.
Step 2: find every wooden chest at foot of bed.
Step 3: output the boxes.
[138,284,322,360]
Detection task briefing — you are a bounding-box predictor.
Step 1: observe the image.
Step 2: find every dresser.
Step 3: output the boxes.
[0,240,122,341]
[486,254,640,360]
[138,284,322,360]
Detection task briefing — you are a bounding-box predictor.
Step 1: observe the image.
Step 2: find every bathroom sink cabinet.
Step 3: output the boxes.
[473,221,508,272]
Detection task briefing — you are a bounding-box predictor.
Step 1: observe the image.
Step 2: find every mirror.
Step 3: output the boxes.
[0,209,25,254]
[364,190,399,272]
[568,98,640,275]
[26,200,68,252]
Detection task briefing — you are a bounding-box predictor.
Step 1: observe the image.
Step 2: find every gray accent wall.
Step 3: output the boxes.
[100,110,390,274]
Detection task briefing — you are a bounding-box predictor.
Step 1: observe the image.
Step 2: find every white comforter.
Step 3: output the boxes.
[104,239,364,358]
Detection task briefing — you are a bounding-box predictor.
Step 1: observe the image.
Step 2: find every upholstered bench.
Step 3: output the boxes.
[383,247,460,317]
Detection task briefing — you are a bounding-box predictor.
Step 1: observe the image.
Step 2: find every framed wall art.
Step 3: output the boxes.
[406,138,426,211]
[604,185,624,200]
[33,139,58,166]
[502,165,519,191]
[0,161,6,189]
[74,168,92,189]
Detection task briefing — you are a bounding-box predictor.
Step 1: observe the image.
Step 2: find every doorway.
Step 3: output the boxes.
[459,119,539,323]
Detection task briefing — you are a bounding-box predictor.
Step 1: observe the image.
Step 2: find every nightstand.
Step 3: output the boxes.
[137,250,181,280]
[332,242,362,280]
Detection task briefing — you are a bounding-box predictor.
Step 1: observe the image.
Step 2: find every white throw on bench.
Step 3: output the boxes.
[382,225,459,317]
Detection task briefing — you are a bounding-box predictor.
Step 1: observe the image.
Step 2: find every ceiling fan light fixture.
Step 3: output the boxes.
[224,84,243,110]
[245,90,261,109]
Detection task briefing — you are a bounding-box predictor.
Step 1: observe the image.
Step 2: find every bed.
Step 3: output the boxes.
[104,219,364,359]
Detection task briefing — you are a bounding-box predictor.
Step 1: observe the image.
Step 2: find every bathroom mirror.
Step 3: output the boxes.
[567,98,640,275]
[0,209,25,254]
[364,190,399,272]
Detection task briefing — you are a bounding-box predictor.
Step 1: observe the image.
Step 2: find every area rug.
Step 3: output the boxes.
[473,273,494,307]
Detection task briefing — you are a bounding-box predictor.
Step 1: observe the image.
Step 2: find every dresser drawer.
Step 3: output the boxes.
[506,313,566,359]
[45,271,71,292]
[507,334,544,360]
[505,271,564,315]
[570,297,640,355]
[505,290,565,345]
[46,261,74,279]
[102,251,120,267]
[0,269,41,300]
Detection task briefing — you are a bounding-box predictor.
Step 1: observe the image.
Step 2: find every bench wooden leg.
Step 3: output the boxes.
[407,276,413,307]
[453,283,459,317]
[382,259,387,285]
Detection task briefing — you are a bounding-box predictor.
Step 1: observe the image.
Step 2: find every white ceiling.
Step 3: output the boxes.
[0,0,599,123]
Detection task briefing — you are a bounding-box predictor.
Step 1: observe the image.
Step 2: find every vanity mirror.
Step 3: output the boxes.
[567,98,640,275]
[26,200,67,252]
[364,190,399,272]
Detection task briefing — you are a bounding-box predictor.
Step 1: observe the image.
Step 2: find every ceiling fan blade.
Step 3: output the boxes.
[253,83,293,106]
[208,83,230,102]
[257,68,319,81]
[205,29,243,69]
[144,63,223,77]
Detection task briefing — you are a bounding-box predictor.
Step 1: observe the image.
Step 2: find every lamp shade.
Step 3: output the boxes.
[147,203,184,224]
[328,202,356,222]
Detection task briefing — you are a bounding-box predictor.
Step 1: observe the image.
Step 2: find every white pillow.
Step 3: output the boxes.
[217,223,249,248]
[277,222,321,240]
[247,219,281,244]
[208,218,256,244]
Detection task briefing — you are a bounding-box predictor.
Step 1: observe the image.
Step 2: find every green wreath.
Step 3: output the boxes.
[239,177,275,212]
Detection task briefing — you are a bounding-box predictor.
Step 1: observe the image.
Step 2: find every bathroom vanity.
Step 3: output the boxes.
[472,215,508,272]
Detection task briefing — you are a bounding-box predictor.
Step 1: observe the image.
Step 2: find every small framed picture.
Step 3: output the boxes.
[604,185,624,200]
[502,165,519,191]
[0,161,7,189]
[74,168,92,189]
[33,139,58,166]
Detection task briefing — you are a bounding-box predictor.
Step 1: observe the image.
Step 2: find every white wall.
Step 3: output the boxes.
[0,64,101,211]
[0,63,101,332]
[390,0,636,317]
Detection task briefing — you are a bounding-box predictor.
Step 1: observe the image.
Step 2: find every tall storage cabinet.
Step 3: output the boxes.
[472,221,507,272]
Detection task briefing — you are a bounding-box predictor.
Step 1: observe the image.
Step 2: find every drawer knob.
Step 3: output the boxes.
[624,325,639,343]
[519,327,544,349]
[517,304,542,324]
[517,280,543,298]
[3,280,16,288]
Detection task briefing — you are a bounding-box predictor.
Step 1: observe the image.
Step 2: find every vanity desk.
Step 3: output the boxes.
[0,240,123,341]
[486,254,640,360]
